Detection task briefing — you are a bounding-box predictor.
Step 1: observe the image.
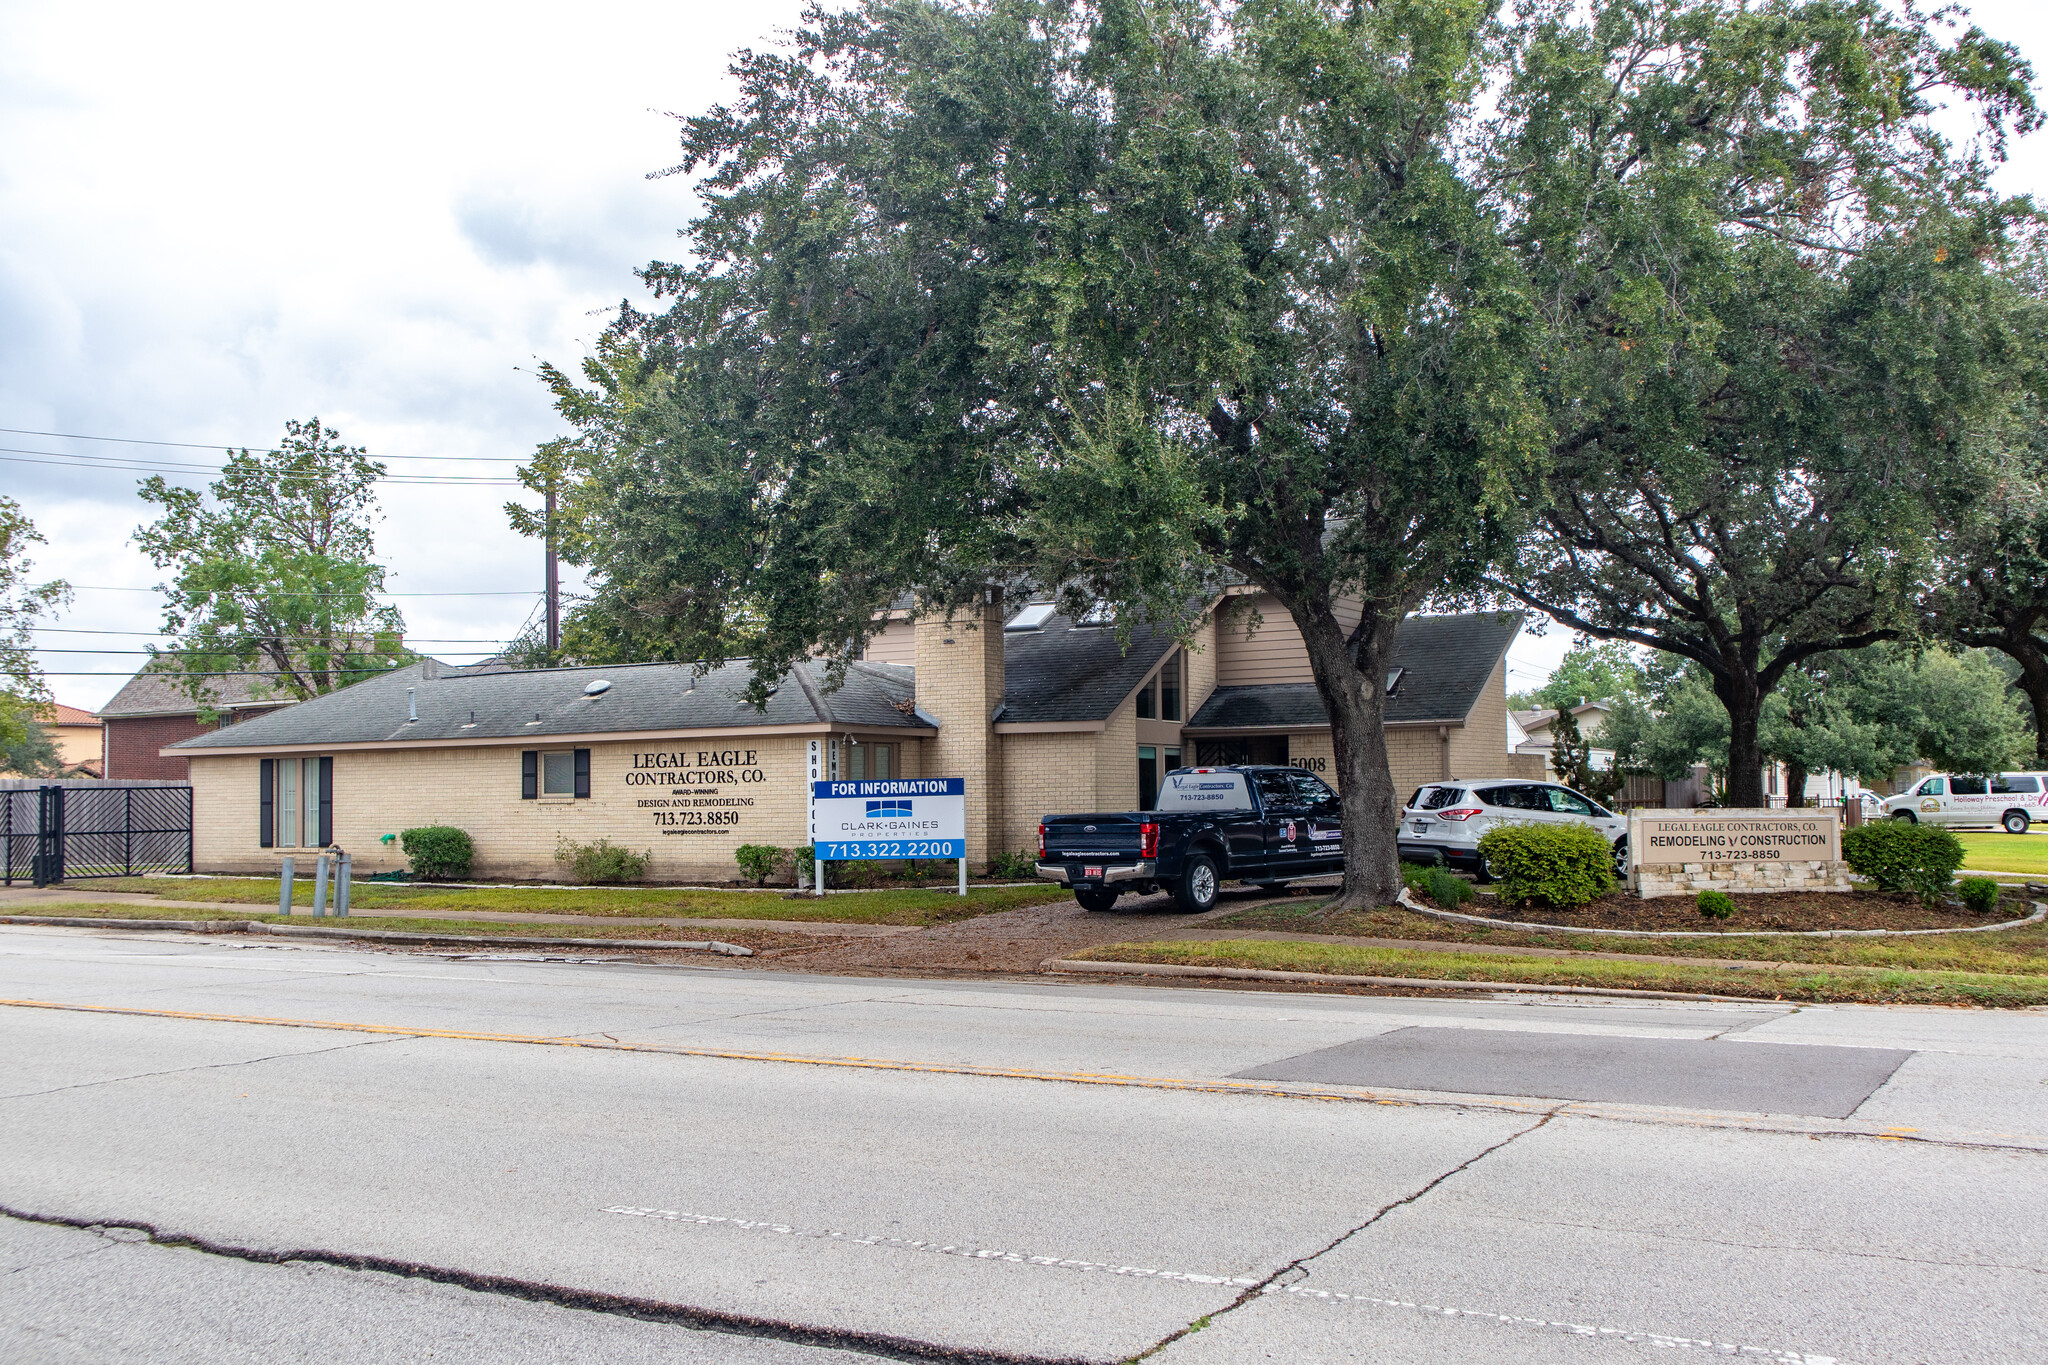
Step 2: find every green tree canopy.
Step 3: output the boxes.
[133,418,412,706]
[0,497,70,751]
[1512,638,1652,711]
[525,0,2038,903]
[1486,0,2040,809]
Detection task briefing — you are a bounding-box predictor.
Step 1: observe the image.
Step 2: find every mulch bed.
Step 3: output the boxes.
[1458,889,2029,933]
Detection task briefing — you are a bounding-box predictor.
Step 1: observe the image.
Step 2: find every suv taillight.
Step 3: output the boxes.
[1038,823,1047,860]
[1139,821,1160,858]
[1437,807,1483,821]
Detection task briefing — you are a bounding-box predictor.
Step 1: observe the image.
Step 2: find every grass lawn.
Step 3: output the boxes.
[78,877,1067,926]
[0,901,809,946]
[1073,937,2048,1006]
[1953,831,2048,875]
[1221,903,2048,975]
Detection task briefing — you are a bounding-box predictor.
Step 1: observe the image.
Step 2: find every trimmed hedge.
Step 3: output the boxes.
[1475,821,1614,909]
[1958,876,2002,915]
[735,844,787,885]
[399,826,473,880]
[1842,822,1964,904]
[1697,889,1736,920]
[554,837,651,884]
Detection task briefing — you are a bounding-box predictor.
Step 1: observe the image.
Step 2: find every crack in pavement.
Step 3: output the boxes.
[0,1204,1091,1365]
[1122,1108,1563,1362]
[0,1036,407,1101]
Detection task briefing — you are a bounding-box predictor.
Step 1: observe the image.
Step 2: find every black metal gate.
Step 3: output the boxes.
[2,783,193,885]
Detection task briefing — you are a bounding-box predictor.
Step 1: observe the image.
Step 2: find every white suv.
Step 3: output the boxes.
[1881,773,2048,833]
[1399,780,1630,879]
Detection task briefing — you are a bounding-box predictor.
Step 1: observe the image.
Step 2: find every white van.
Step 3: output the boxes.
[1880,773,2048,833]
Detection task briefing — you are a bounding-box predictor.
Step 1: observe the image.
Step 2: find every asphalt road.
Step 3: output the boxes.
[2,925,2044,1364]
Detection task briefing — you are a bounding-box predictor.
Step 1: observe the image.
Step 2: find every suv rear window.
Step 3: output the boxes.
[1421,786,1466,810]
[1475,785,1531,809]
[1995,775,2041,794]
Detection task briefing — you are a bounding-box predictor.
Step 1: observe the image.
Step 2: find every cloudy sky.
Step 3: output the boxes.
[4,0,2045,712]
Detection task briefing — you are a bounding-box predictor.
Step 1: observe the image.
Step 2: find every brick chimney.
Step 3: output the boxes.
[914,589,1006,868]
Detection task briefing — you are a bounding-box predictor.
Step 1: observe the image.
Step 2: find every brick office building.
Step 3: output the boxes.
[100,670,295,780]
[170,597,1540,880]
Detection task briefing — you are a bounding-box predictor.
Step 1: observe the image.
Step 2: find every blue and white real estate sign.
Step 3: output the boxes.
[811,778,966,860]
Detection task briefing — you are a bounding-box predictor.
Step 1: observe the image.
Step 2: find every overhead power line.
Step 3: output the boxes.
[0,426,528,463]
[66,585,542,597]
[30,626,519,642]
[0,448,523,486]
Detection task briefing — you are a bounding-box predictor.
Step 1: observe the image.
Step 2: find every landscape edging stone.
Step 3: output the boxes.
[1394,889,2048,938]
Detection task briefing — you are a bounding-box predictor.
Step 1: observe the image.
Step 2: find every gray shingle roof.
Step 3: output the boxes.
[171,657,929,751]
[1187,611,1522,729]
[98,666,295,718]
[998,613,1179,724]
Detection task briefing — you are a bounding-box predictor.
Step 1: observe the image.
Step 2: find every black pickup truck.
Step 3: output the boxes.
[1036,765,1346,912]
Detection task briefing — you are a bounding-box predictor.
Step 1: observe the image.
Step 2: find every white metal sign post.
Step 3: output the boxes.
[809,777,968,897]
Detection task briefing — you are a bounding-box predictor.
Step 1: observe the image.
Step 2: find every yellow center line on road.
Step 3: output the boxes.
[0,995,1459,1109]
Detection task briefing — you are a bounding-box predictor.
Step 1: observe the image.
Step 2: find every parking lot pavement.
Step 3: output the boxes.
[4,924,2046,1363]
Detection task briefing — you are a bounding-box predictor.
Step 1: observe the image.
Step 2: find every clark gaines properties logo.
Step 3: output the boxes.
[866,799,914,819]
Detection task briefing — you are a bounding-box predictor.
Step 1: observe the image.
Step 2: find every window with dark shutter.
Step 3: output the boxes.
[259,758,274,847]
[521,750,538,799]
[318,757,334,846]
[574,748,591,799]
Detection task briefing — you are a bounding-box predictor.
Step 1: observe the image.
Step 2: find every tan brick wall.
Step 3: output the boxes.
[915,596,1006,865]
[998,732,1106,852]
[1096,699,1138,818]
[190,736,814,882]
[1448,656,1523,781]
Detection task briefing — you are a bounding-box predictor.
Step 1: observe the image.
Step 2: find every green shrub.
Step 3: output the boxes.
[1697,890,1736,920]
[1476,822,1615,910]
[554,837,652,884]
[1421,865,1470,911]
[789,844,815,885]
[735,844,787,886]
[1842,822,1964,904]
[988,849,1037,880]
[1958,876,2002,915]
[399,826,473,880]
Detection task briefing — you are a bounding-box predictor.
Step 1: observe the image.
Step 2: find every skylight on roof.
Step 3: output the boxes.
[1005,603,1056,631]
[1075,600,1114,627]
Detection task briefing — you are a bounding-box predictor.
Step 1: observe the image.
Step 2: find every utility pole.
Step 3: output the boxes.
[544,481,560,657]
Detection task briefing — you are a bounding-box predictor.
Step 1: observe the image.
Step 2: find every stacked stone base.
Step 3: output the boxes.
[1633,860,1855,899]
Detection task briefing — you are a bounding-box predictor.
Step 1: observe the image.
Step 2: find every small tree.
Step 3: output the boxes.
[134,418,412,707]
[1548,705,1625,807]
[0,498,69,750]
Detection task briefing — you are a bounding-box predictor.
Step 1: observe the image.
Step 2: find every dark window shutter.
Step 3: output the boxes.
[573,748,591,799]
[318,757,334,846]
[521,750,538,799]
[259,759,274,847]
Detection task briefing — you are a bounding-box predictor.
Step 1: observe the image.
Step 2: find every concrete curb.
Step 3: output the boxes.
[1397,889,2048,938]
[1043,958,1761,1003]
[0,916,752,955]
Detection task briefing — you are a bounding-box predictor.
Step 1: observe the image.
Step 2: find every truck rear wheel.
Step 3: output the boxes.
[1074,888,1119,912]
[1174,854,1220,913]
[2004,810,2031,835]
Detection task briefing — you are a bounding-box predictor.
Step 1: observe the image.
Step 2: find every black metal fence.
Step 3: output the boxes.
[2,782,193,885]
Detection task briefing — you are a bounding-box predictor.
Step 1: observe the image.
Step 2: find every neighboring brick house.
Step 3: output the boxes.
[99,670,295,780]
[170,597,1539,880]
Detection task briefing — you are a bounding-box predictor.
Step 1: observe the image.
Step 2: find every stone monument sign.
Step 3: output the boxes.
[1627,807,1852,898]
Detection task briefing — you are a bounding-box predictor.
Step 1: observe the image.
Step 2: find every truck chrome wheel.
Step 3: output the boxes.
[2006,810,2031,835]
[1174,855,1219,913]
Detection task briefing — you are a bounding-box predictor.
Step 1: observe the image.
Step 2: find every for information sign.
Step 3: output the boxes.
[810,778,966,861]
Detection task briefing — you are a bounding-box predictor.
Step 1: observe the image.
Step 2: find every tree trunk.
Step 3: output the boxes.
[2012,645,2048,769]
[1294,601,1404,910]
[1720,675,1767,808]
[1782,757,1809,808]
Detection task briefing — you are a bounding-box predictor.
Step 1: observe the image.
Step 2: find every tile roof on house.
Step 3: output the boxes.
[997,611,1180,724]
[46,703,100,726]
[170,656,931,751]
[1187,611,1523,730]
[98,666,294,719]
